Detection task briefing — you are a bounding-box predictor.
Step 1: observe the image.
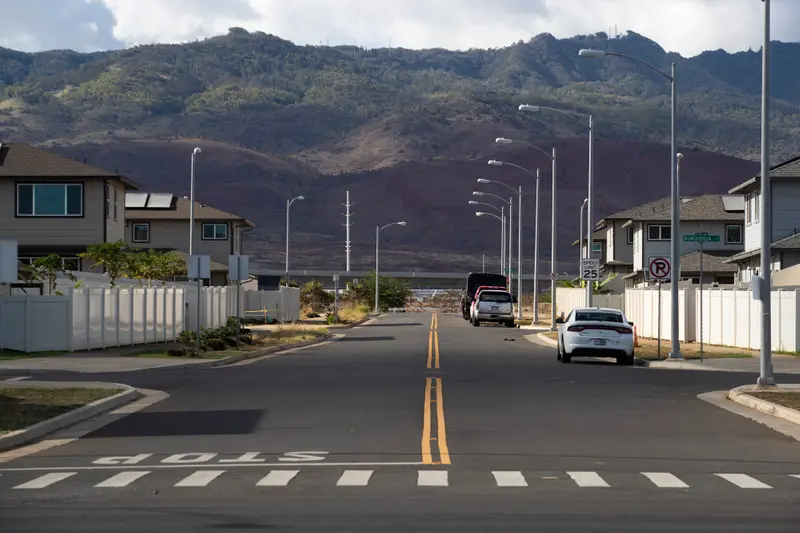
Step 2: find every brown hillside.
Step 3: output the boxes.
[48,137,758,273]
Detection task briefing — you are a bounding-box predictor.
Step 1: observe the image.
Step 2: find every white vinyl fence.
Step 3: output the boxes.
[554,288,626,318]
[0,286,186,353]
[625,287,800,351]
[244,287,301,323]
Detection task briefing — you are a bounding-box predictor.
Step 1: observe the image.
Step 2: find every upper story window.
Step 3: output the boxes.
[745,192,752,225]
[132,223,150,243]
[626,226,634,244]
[202,223,228,240]
[17,183,83,217]
[647,224,671,241]
[753,190,761,222]
[113,185,118,220]
[725,224,743,244]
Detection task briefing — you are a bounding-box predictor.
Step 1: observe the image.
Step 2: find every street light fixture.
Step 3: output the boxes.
[520,104,595,306]
[579,47,680,358]
[375,221,406,313]
[473,196,506,274]
[285,195,305,285]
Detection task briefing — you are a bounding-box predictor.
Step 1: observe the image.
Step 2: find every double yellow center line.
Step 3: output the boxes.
[427,312,440,369]
[422,312,450,465]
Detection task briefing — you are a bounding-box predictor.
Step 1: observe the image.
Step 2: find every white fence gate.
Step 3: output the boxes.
[244,287,301,323]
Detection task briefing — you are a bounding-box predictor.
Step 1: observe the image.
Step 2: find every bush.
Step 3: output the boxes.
[346,271,412,311]
[301,281,334,313]
[177,316,252,356]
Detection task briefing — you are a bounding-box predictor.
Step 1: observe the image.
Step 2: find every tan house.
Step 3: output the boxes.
[125,192,254,285]
[0,142,138,270]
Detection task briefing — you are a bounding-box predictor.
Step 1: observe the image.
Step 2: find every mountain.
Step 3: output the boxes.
[1,29,792,272]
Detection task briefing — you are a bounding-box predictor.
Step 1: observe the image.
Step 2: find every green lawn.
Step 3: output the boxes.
[0,350,66,360]
[0,387,122,435]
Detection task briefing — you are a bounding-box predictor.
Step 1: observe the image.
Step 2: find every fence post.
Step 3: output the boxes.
[172,287,177,340]
[143,286,148,345]
[100,288,106,349]
[130,288,135,346]
[67,287,74,351]
[115,287,121,347]
[86,288,91,350]
[24,295,32,353]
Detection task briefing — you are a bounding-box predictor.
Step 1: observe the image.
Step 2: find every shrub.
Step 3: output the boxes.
[301,281,334,313]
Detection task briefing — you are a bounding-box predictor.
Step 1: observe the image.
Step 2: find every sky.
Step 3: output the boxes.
[2,0,799,57]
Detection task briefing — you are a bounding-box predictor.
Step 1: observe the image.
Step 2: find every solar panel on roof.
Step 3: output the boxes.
[146,193,175,209]
[125,192,149,208]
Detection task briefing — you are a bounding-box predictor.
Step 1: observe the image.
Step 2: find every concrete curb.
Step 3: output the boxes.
[535,333,648,366]
[728,385,800,426]
[0,381,140,452]
[192,333,334,369]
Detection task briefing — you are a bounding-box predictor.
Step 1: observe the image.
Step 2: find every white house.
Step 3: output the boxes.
[724,155,800,283]
[619,194,744,286]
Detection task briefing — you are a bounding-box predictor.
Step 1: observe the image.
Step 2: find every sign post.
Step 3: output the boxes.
[657,280,662,360]
[188,255,211,356]
[684,233,718,361]
[333,274,340,323]
[228,255,250,348]
[647,257,671,360]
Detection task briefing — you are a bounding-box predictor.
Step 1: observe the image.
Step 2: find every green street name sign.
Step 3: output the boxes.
[683,233,720,242]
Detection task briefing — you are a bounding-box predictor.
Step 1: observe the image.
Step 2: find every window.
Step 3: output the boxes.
[626,226,634,244]
[479,292,511,303]
[16,183,83,217]
[132,223,150,243]
[202,223,228,240]
[113,185,118,220]
[106,183,111,219]
[726,224,743,244]
[647,224,671,241]
[745,192,752,225]
[575,311,624,323]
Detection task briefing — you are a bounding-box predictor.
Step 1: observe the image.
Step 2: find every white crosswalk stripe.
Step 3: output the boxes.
[95,471,150,488]
[13,472,76,489]
[174,470,225,487]
[337,470,374,486]
[257,470,299,486]
[641,472,689,488]
[714,473,772,489]
[417,470,448,486]
[2,469,798,492]
[492,471,528,487]
[567,471,610,487]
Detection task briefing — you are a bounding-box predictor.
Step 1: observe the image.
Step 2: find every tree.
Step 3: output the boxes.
[126,249,186,286]
[19,254,78,295]
[300,280,334,313]
[78,240,129,287]
[560,273,619,294]
[347,271,412,311]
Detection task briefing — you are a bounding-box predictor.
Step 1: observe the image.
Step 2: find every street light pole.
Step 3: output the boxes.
[190,147,201,357]
[586,115,595,307]
[533,169,541,324]
[285,196,305,285]
[517,185,522,320]
[508,196,513,292]
[758,0,776,387]
[577,48,679,357]
[501,207,505,274]
[550,147,558,331]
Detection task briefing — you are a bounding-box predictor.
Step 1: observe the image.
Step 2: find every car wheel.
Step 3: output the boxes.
[561,347,572,363]
[472,318,480,327]
[505,320,515,328]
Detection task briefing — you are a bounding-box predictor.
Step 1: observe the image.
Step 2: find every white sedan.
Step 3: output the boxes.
[555,307,635,365]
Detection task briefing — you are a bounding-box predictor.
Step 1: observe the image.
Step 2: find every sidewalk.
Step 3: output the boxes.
[648,355,800,374]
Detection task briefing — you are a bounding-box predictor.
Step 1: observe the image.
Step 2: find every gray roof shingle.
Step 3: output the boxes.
[633,194,744,222]
[127,196,254,225]
[680,251,739,273]
[729,155,800,194]
[725,231,800,263]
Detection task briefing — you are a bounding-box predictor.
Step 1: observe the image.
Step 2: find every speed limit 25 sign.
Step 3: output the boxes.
[580,258,600,280]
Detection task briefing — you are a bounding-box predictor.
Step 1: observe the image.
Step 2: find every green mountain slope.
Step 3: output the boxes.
[2,28,799,164]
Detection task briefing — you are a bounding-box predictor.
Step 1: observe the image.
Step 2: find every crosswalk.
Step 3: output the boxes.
[1,469,799,493]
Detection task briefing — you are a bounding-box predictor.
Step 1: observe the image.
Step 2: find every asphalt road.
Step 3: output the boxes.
[1,313,799,532]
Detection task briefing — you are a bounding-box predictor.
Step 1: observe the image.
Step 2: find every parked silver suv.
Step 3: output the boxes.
[470,289,515,328]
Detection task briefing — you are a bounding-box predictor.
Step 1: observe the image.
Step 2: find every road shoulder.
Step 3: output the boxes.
[698,389,800,443]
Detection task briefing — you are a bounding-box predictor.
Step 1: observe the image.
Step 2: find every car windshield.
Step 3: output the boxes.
[480,292,511,303]
[575,311,624,323]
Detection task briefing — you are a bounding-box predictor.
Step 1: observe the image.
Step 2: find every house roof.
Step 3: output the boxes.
[170,250,229,272]
[571,229,606,246]
[724,231,800,263]
[597,196,674,226]
[679,251,739,273]
[626,194,744,223]
[126,195,254,225]
[0,142,139,188]
[729,155,800,194]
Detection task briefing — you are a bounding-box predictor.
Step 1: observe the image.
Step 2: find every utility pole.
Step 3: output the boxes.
[344,191,353,271]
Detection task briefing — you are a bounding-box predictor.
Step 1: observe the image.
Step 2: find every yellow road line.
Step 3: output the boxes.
[421,377,433,464]
[435,377,451,465]
[427,329,433,369]
[434,330,440,369]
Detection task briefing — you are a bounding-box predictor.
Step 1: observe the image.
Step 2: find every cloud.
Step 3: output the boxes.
[3,0,800,56]
[0,0,124,53]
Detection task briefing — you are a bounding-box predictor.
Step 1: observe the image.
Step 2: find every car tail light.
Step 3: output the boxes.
[614,327,632,334]
[568,325,585,332]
